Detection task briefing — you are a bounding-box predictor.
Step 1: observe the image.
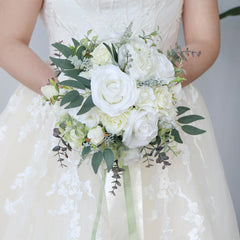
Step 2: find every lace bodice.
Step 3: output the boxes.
[40,0,183,55]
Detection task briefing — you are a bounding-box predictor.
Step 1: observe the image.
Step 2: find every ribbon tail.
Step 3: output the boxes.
[91,168,107,240]
[123,166,138,240]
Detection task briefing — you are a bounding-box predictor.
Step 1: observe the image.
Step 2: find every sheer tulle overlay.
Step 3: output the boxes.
[0,0,239,239]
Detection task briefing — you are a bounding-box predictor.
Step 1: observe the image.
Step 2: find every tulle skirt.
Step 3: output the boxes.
[0,83,239,239]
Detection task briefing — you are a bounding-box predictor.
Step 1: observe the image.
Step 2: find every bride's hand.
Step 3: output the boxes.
[0,0,56,95]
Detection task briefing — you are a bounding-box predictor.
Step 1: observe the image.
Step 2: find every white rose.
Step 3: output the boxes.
[87,126,105,146]
[41,85,58,99]
[135,86,156,109]
[75,107,100,129]
[154,86,173,110]
[91,43,112,66]
[152,50,175,84]
[118,39,154,81]
[91,64,138,116]
[100,112,128,135]
[123,109,159,148]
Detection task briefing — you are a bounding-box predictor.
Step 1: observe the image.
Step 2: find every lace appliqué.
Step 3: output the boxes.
[46,159,95,240]
[4,166,34,215]
[144,166,205,240]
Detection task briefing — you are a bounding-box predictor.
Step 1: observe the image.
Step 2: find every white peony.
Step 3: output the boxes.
[152,50,175,84]
[100,111,128,135]
[122,109,159,148]
[91,64,138,116]
[41,85,58,99]
[91,43,112,66]
[154,86,173,110]
[87,126,105,146]
[118,39,154,81]
[135,86,156,109]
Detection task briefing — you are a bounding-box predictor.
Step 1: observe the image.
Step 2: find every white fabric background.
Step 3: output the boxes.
[0,0,239,230]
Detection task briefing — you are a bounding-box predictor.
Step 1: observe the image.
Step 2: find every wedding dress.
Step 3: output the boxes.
[0,0,239,239]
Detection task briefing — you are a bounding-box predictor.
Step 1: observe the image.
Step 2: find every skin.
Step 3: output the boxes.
[0,0,220,93]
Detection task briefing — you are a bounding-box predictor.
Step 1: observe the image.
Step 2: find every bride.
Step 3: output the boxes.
[0,0,239,239]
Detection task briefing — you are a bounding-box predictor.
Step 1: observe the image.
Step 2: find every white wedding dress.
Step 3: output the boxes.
[0,0,239,239]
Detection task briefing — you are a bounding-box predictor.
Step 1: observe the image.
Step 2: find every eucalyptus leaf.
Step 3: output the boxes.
[171,129,183,144]
[111,43,118,63]
[50,57,74,70]
[182,125,206,135]
[60,90,80,107]
[82,146,91,157]
[178,115,204,124]
[103,42,112,56]
[63,69,82,78]
[59,80,85,90]
[92,151,103,174]
[76,46,86,60]
[64,95,84,109]
[72,38,80,48]
[177,106,190,116]
[103,148,115,172]
[77,95,95,115]
[220,7,240,19]
[75,76,91,89]
[52,42,74,58]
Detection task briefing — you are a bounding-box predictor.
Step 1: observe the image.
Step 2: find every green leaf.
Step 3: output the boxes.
[52,42,74,58]
[171,128,183,144]
[220,7,240,19]
[50,57,74,70]
[64,95,84,109]
[59,80,85,89]
[72,38,80,48]
[60,90,80,106]
[76,46,86,60]
[87,29,93,35]
[103,42,112,56]
[177,106,190,116]
[63,69,82,78]
[77,95,95,115]
[75,76,91,89]
[111,43,118,63]
[92,151,103,174]
[182,125,206,135]
[82,146,91,157]
[103,148,115,172]
[178,115,205,124]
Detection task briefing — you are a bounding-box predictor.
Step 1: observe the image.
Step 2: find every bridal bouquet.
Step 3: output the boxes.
[41,23,205,194]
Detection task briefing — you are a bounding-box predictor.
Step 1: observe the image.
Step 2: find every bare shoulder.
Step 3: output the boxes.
[0,0,44,45]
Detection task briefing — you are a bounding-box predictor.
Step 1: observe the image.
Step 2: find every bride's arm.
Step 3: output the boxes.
[181,0,220,87]
[0,0,55,95]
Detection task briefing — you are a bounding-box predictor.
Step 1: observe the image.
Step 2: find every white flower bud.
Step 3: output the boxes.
[87,126,105,146]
